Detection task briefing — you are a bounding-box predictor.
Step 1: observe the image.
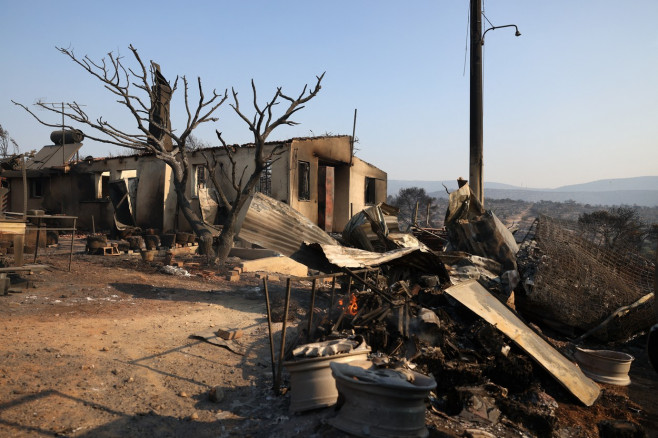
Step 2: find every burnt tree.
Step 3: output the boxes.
[0,124,19,157]
[204,75,324,266]
[13,45,227,254]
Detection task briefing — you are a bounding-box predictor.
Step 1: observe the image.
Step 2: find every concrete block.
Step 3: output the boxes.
[226,274,240,282]
[216,328,243,340]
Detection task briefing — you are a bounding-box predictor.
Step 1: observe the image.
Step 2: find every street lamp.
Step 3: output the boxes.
[481,24,521,45]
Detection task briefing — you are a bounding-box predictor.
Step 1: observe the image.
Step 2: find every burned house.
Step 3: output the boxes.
[1,134,387,235]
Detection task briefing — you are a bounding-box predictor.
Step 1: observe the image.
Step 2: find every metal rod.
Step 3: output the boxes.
[91,215,95,234]
[274,278,292,393]
[332,307,347,333]
[33,217,41,263]
[68,218,76,272]
[61,103,65,165]
[307,278,317,341]
[21,154,27,218]
[342,267,393,304]
[349,108,357,166]
[262,278,277,389]
[330,276,337,311]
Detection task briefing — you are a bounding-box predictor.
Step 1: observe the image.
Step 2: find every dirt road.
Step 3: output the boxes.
[0,252,335,437]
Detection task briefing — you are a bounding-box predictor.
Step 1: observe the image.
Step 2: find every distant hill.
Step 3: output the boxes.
[554,176,658,192]
[388,176,658,207]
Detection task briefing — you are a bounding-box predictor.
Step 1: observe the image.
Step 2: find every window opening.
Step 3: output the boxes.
[365,177,376,205]
[30,179,43,198]
[298,161,310,201]
[193,165,206,198]
[257,161,272,196]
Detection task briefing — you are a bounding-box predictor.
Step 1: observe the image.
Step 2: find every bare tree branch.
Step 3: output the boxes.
[13,45,229,257]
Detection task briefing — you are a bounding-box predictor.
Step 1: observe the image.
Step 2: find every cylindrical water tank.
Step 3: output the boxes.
[50,129,84,145]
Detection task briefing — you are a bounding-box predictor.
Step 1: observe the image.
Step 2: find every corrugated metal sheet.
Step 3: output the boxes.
[310,243,419,269]
[304,242,450,281]
[236,192,338,257]
[236,193,449,281]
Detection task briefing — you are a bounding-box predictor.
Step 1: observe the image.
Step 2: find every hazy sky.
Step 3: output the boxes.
[1,1,656,189]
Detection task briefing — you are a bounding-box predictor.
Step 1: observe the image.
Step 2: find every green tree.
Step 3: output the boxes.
[578,207,646,250]
[388,187,435,229]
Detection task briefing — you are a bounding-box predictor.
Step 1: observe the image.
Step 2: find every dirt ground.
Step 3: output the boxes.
[1,241,657,437]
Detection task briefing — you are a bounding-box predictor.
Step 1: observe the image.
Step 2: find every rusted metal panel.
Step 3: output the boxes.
[445,183,518,270]
[236,192,338,257]
[445,280,601,406]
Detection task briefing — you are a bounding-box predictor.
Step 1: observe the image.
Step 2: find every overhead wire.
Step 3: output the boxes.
[463,0,470,76]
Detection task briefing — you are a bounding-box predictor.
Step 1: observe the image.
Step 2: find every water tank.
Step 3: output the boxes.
[50,129,84,145]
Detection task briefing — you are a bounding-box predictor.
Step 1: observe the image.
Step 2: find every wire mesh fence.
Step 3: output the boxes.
[517,215,655,342]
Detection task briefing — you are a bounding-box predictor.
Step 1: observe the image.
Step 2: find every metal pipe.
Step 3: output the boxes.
[274,278,292,393]
[21,154,27,218]
[307,278,317,341]
[33,217,41,263]
[349,109,357,166]
[330,276,337,312]
[68,218,76,272]
[263,278,277,389]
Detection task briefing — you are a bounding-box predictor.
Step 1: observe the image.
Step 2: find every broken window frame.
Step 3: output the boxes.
[256,160,272,197]
[192,164,206,199]
[365,177,376,205]
[298,161,311,201]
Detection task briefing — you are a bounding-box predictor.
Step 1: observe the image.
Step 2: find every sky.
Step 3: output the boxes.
[1,0,657,189]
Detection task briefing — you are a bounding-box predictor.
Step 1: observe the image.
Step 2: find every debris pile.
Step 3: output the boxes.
[242,183,656,436]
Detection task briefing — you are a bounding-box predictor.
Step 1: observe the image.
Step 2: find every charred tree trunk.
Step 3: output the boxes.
[216,218,236,267]
[214,174,261,266]
[170,165,215,257]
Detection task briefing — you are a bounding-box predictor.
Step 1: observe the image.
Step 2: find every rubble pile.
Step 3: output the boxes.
[296,276,594,436]
[250,183,656,437]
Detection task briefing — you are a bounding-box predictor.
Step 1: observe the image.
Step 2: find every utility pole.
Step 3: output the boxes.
[469,0,484,206]
[469,2,520,207]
